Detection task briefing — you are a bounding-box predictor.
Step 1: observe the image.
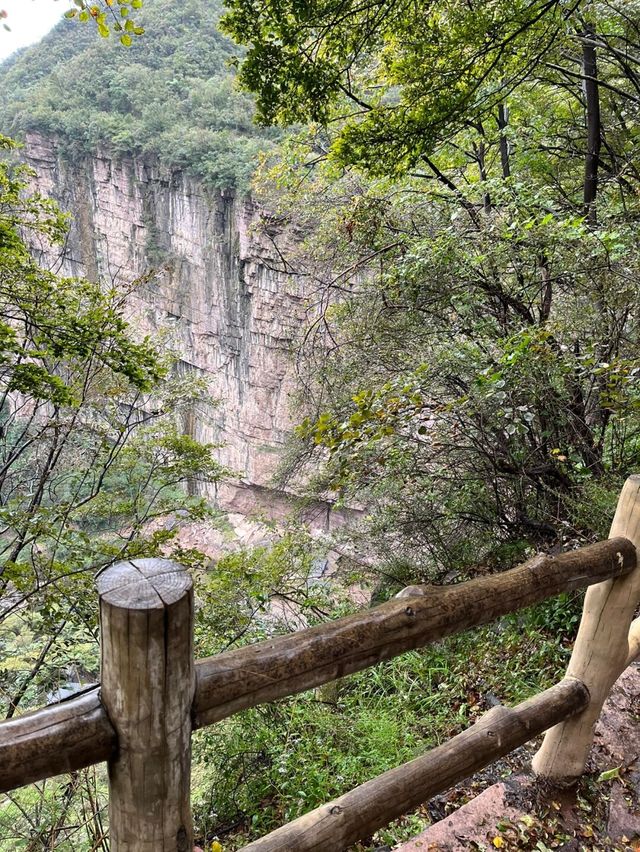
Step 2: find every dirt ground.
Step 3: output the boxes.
[394,664,640,852]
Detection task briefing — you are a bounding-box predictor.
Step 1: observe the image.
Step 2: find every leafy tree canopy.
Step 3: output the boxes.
[224,0,627,175]
[0,0,278,188]
[243,0,640,576]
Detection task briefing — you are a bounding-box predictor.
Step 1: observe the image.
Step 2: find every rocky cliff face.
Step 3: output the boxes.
[24,131,307,514]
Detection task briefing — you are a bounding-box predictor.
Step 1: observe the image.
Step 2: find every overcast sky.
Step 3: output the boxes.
[0,0,69,62]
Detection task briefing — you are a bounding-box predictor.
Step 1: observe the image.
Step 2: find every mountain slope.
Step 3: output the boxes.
[0,0,277,188]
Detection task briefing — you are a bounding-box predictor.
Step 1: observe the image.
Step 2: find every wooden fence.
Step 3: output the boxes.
[1,475,640,851]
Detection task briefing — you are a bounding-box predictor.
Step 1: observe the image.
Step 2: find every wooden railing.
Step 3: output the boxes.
[1,476,640,851]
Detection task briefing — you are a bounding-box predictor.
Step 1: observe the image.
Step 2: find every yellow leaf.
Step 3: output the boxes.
[492,839,505,849]
[211,843,223,852]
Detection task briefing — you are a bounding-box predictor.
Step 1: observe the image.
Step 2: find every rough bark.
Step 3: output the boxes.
[194,538,634,727]
[498,103,511,178]
[583,25,601,226]
[0,688,114,793]
[98,558,195,852]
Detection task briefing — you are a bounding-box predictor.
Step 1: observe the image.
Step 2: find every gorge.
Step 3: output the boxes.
[22,130,340,537]
[1,2,640,850]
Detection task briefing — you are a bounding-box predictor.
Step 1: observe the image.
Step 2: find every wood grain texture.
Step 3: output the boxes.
[533,475,640,779]
[240,679,589,852]
[0,688,115,792]
[194,538,634,727]
[99,558,195,851]
[0,531,635,803]
[627,617,640,666]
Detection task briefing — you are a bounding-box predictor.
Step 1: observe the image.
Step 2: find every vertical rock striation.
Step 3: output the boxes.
[24,132,307,509]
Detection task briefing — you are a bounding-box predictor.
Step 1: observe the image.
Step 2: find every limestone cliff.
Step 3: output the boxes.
[24,131,306,513]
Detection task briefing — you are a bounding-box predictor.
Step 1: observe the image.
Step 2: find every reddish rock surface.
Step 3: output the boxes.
[395,663,640,851]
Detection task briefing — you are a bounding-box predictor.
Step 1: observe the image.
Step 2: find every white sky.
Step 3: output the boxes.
[0,0,70,62]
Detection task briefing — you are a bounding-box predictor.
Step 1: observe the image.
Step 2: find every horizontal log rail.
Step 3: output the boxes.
[239,678,590,852]
[193,536,635,727]
[0,654,603,804]
[0,536,636,795]
[0,688,115,792]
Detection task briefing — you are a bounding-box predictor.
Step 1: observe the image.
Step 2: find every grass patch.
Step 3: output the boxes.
[192,598,575,850]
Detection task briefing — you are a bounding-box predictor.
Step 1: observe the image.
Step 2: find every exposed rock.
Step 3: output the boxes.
[394,777,533,851]
[395,663,640,851]
[608,782,640,845]
[23,132,310,515]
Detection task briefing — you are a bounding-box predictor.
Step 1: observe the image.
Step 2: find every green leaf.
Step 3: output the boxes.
[120,33,132,46]
[596,767,621,782]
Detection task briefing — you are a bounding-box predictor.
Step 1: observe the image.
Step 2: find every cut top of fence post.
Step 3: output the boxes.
[98,558,194,851]
[96,557,192,609]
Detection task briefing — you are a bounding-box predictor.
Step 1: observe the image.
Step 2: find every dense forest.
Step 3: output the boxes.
[246,0,640,578]
[0,0,277,187]
[0,0,639,849]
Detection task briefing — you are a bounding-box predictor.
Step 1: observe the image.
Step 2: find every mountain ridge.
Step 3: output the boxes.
[0,0,276,189]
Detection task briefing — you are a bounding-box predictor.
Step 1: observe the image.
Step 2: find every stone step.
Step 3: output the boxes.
[394,664,640,851]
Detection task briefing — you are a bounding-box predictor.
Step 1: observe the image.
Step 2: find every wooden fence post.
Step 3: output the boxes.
[532,475,640,780]
[97,558,195,851]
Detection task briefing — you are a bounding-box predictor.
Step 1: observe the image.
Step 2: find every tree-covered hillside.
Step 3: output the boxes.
[230,0,640,577]
[0,0,277,188]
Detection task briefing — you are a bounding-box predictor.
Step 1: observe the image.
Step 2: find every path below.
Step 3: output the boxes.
[395,663,640,851]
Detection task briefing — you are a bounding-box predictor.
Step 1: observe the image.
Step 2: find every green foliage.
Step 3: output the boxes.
[1,1,639,847]
[0,766,109,850]
[222,0,567,174]
[63,0,145,43]
[191,601,570,850]
[0,137,161,402]
[244,0,640,575]
[194,528,333,654]
[0,139,227,733]
[0,0,279,189]
[519,591,583,638]
[0,144,228,842]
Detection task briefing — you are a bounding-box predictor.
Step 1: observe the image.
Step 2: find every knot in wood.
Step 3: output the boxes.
[96,558,192,610]
[404,605,415,617]
[176,826,189,852]
[329,805,343,815]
